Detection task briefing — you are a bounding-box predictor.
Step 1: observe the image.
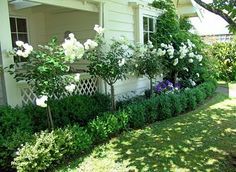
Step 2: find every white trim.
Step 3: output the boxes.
[130,2,162,43]
[27,0,99,12]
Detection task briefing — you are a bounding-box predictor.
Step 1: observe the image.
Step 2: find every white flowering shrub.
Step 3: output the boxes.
[157,39,204,87]
[132,41,163,94]
[85,26,132,110]
[8,28,98,128]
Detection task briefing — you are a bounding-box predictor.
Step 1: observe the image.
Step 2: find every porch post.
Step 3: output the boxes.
[0,0,22,106]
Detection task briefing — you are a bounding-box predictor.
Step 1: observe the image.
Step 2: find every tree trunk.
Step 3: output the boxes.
[110,84,116,111]
[47,105,54,130]
[173,72,178,84]
[150,78,153,95]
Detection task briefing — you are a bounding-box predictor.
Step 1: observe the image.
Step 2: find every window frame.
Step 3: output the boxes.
[9,16,30,62]
[143,15,156,44]
[131,3,162,44]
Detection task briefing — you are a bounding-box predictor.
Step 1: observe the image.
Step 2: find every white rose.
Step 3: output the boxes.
[94,24,105,34]
[118,58,126,67]
[173,58,178,66]
[189,79,196,86]
[36,95,48,108]
[189,59,194,63]
[65,84,76,93]
[16,41,24,47]
[84,39,98,50]
[196,73,200,77]
[74,73,80,82]
[16,50,23,56]
[189,52,195,58]
[183,67,189,72]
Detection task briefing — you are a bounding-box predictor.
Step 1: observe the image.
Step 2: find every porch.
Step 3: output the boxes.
[0,0,103,106]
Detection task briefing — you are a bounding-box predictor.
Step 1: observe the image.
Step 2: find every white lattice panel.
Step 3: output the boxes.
[18,73,98,105]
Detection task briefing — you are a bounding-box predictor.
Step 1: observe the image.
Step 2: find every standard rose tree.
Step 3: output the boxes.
[7,27,98,129]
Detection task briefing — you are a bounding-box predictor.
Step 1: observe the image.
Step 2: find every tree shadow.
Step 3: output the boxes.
[111,96,236,172]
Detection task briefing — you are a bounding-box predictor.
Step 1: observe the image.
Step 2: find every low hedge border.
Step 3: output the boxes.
[12,81,217,171]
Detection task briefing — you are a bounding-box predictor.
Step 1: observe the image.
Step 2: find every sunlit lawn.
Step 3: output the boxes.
[57,94,236,172]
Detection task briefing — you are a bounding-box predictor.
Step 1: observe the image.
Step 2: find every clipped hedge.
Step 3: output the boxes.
[23,93,110,132]
[12,81,217,171]
[0,106,33,172]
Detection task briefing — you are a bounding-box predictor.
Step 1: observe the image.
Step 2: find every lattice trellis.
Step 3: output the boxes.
[19,74,98,105]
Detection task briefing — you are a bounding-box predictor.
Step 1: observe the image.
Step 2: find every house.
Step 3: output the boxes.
[0,0,200,106]
[201,34,234,44]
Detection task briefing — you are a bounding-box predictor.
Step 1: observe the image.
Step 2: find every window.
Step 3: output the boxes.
[143,16,155,44]
[10,17,29,62]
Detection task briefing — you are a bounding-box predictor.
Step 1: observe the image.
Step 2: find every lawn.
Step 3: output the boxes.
[56,94,236,172]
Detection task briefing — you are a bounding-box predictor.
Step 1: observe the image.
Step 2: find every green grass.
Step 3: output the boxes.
[56,94,236,172]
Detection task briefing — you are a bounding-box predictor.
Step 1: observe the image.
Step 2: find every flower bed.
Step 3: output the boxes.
[11,81,217,172]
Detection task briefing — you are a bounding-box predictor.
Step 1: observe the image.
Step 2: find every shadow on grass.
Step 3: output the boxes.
[55,94,236,172]
[110,95,236,172]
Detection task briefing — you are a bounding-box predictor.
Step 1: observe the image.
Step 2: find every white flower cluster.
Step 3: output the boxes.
[160,43,174,58]
[62,33,85,63]
[94,24,105,35]
[84,39,98,50]
[36,95,48,108]
[15,41,33,58]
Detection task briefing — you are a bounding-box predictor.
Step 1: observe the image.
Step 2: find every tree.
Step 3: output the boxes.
[132,41,163,95]
[193,0,236,33]
[86,27,132,111]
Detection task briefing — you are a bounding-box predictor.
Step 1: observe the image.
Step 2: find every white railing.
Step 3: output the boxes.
[17,73,98,105]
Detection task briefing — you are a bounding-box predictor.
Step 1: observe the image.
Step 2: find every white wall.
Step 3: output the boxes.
[45,10,99,43]
[102,0,153,99]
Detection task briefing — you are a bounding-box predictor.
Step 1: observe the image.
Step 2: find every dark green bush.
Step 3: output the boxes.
[0,106,33,171]
[192,88,206,104]
[87,111,129,142]
[169,94,183,116]
[157,94,172,120]
[143,97,159,123]
[24,93,110,131]
[12,126,92,172]
[185,90,197,110]
[126,103,146,129]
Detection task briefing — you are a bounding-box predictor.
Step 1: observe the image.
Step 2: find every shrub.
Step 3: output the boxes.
[185,90,197,110]
[169,93,183,116]
[192,88,206,104]
[87,111,129,142]
[0,106,32,171]
[209,41,236,81]
[12,126,92,172]
[125,103,146,129]
[24,93,110,132]
[157,94,172,120]
[143,97,159,123]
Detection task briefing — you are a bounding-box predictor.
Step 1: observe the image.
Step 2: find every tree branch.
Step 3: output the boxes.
[194,0,236,29]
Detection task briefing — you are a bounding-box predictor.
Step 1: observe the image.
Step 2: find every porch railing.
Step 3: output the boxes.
[17,73,98,105]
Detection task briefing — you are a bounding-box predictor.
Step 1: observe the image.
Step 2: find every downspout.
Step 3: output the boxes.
[99,1,107,95]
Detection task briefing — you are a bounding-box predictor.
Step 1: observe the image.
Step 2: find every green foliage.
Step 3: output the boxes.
[12,81,217,171]
[209,41,236,81]
[126,103,146,129]
[0,106,32,171]
[157,94,172,120]
[8,39,73,98]
[152,0,179,45]
[87,112,129,142]
[23,93,110,132]
[132,41,163,92]
[86,35,132,110]
[169,94,183,116]
[12,126,92,172]
[185,90,197,110]
[152,0,213,86]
